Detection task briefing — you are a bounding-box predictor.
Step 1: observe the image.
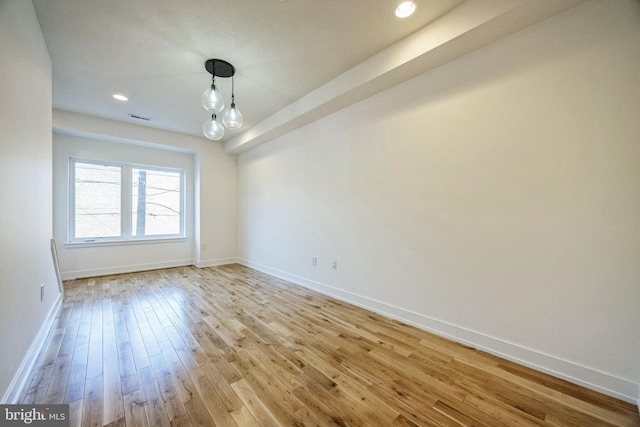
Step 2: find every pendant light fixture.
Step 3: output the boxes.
[203,114,224,140]
[202,59,244,140]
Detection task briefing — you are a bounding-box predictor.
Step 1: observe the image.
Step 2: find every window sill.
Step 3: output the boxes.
[65,236,189,249]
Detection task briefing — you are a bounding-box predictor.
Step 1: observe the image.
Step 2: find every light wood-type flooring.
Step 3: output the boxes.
[18,265,640,426]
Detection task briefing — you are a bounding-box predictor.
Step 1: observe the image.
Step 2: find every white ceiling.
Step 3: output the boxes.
[33,0,588,150]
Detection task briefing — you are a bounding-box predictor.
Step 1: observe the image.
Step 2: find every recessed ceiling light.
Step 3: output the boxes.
[113,94,128,101]
[395,1,417,18]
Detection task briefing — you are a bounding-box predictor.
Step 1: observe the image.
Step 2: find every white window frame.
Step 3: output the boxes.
[69,158,186,244]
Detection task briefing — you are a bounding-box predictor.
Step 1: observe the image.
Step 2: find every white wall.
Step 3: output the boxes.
[52,110,238,279]
[0,0,60,402]
[238,0,640,403]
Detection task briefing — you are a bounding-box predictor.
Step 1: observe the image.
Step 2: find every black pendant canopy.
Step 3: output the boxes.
[205,59,235,77]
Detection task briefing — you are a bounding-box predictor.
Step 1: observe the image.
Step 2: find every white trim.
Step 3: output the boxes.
[61,258,239,280]
[194,257,238,269]
[238,258,640,406]
[61,259,193,280]
[1,294,62,404]
[65,236,189,248]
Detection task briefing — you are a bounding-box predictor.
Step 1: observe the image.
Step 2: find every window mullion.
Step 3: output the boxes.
[121,164,132,238]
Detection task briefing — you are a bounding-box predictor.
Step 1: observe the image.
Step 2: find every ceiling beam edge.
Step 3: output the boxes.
[225,0,587,155]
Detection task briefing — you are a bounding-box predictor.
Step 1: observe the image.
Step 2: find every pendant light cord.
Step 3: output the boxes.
[231,75,235,104]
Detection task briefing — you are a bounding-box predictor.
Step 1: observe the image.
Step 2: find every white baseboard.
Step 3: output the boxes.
[61,258,240,280]
[194,257,238,268]
[238,258,640,407]
[2,294,62,404]
[61,259,194,280]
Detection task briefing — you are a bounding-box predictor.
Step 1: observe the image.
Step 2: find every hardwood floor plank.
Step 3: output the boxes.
[138,366,171,427]
[392,413,428,427]
[123,390,149,427]
[85,330,103,381]
[23,364,55,400]
[171,321,212,367]
[498,358,639,417]
[127,326,151,371]
[138,321,162,357]
[231,349,306,424]
[17,265,639,427]
[183,394,215,427]
[68,398,83,427]
[64,342,88,403]
[187,367,238,427]
[434,398,493,426]
[239,327,304,387]
[230,379,282,427]
[462,391,547,426]
[229,405,261,427]
[57,311,81,358]
[560,393,640,427]
[103,418,125,427]
[44,352,72,404]
[295,346,401,425]
[163,325,200,371]
[369,382,461,427]
[157,340,197,404]
[102,308,124,426]
[35,330,65,372]
[116,340,140,396]
[200,360,243,413]
[82,375,104,427]
[289,384,358,426]
[154,368,192,427]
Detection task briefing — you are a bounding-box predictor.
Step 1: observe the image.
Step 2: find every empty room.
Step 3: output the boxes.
[1,0,639,425]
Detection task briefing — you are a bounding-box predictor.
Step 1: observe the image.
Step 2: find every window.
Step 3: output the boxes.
[71,159,184,242]
[74,162,122,238]
[131,168,182,237]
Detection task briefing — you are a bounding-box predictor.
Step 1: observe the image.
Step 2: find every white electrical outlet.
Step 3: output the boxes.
[312,256,317,266]
[332,260,337,270]
[40,284,44,301]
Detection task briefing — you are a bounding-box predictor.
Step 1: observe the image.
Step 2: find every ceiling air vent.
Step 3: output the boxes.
[128,113,151,121]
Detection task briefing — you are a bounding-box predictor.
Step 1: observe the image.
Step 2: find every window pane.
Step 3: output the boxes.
[132,168,181,236]
[75,163,121,238]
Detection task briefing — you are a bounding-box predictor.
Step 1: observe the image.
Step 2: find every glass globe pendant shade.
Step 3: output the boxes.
[201,84,225,113]
[203,115,224,140]
[222,102,243,129]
